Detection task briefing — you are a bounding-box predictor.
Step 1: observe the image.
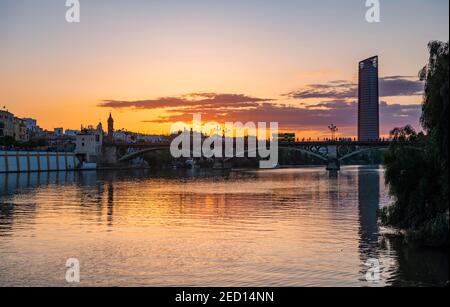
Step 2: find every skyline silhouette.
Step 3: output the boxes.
[1,0,448,138]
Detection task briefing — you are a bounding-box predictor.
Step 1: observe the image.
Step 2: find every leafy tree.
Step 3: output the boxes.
[0,136,16,146]
[143,150,173,168]
[419,41,449,206]
[381,42,449,247]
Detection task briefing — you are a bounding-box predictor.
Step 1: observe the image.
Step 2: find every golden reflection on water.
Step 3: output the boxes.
[0,167,448,287]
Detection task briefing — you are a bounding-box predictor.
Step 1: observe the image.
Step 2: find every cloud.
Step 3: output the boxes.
[283,81,357,100]
[141,99,421,135]
[99,93,273,110]
[379,76,424,97]
[100,91,422,136]
[379,101,422,129]
[284,76,424,100]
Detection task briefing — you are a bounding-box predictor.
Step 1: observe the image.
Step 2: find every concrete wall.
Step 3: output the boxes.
[0,151,80,173]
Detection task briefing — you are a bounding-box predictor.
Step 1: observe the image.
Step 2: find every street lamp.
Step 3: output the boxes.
[328,124,338,141]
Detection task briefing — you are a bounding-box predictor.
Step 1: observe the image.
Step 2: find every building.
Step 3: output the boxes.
[0,110,29,142]
[358,56,380,141]
[22,118,46,138]
[75,124,104,162]
[112,130,128,142]
[54,127,64,136]
[111,130,167,144]
[0,110,14,139]
[13,118,29,142]
[22,118,38,132]
[136,134,166,143]
[65,129,80,137]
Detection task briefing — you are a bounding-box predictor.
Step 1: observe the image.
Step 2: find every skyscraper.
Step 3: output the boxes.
[358,56,380,141]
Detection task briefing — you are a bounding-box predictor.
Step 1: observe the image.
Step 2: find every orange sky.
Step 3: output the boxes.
[1,0,448,139]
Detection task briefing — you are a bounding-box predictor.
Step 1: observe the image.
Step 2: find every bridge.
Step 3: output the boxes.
[102,140,391,171]
[277,140,390,170]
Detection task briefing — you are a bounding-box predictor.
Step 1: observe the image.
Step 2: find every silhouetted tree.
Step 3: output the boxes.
[381,41,449,247]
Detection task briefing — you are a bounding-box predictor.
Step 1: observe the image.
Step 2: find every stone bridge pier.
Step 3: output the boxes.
[326,145,341,171]
[102,146,118,165]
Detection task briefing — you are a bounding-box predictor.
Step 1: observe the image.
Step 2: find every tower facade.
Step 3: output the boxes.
[358,56,380,141]
[107,113,114,142]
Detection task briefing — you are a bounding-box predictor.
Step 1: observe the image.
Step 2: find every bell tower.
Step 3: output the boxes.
[107,113,114,142]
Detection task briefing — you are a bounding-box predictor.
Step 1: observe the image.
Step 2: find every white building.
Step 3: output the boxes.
[54,127,64,136]
[75,124,103,162]
[136,134,165,143]
[112,131,129,142]
[22,118,38,132]
[112,130,166,144]
[65,129,80,137]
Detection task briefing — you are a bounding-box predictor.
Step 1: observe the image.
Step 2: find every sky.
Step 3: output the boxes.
[0,0,448,138]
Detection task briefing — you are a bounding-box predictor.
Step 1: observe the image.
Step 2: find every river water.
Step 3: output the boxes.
[0,166,448,287]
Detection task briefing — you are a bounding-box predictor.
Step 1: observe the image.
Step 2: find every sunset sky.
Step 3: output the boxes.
[1,0,448,138]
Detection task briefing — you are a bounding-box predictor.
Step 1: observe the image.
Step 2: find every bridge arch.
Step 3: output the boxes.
[338,145,423,162]
[117,147,171,162]
[223,146,328,163]
[338,147,388,162]
[116,143,404,165]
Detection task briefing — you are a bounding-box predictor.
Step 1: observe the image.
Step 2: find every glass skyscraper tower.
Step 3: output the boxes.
[358,56,380,141]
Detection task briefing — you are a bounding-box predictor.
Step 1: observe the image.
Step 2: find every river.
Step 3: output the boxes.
[0,166,448,287]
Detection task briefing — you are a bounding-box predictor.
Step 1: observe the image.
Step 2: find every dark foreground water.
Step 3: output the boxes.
[0,166,448,287]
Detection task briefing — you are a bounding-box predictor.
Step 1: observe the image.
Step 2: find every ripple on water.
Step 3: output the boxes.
[0,167,447,287]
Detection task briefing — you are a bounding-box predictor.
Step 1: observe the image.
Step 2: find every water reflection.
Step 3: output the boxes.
[357,167,381,283]
[0,167,448,287]
[381,235,449,287]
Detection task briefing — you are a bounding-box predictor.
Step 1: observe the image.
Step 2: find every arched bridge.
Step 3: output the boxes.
[223,141,391,170]
[279,141,391,170]
[102,143,172,164]
[102,140,391,171]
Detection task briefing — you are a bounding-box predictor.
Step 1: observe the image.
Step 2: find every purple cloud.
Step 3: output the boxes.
[99,90,422,136]
[141,99,421,136]
[99,93,273,110]
[379,76,424,97]
[284,76,424,100]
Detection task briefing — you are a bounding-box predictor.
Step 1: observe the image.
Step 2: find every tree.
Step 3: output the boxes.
[381,42,449,247]
[419,41,449,205]
[0,136,16,146]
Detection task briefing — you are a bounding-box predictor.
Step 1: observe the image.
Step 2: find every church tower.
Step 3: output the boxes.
[107,113,114,142]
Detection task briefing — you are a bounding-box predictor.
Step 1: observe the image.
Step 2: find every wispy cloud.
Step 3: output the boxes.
[379,76,424,97]
[284,76,424,100]
[99,85,422,135]
[283,81,358,100]
[140,98,421,135]
[99,93,273,110]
